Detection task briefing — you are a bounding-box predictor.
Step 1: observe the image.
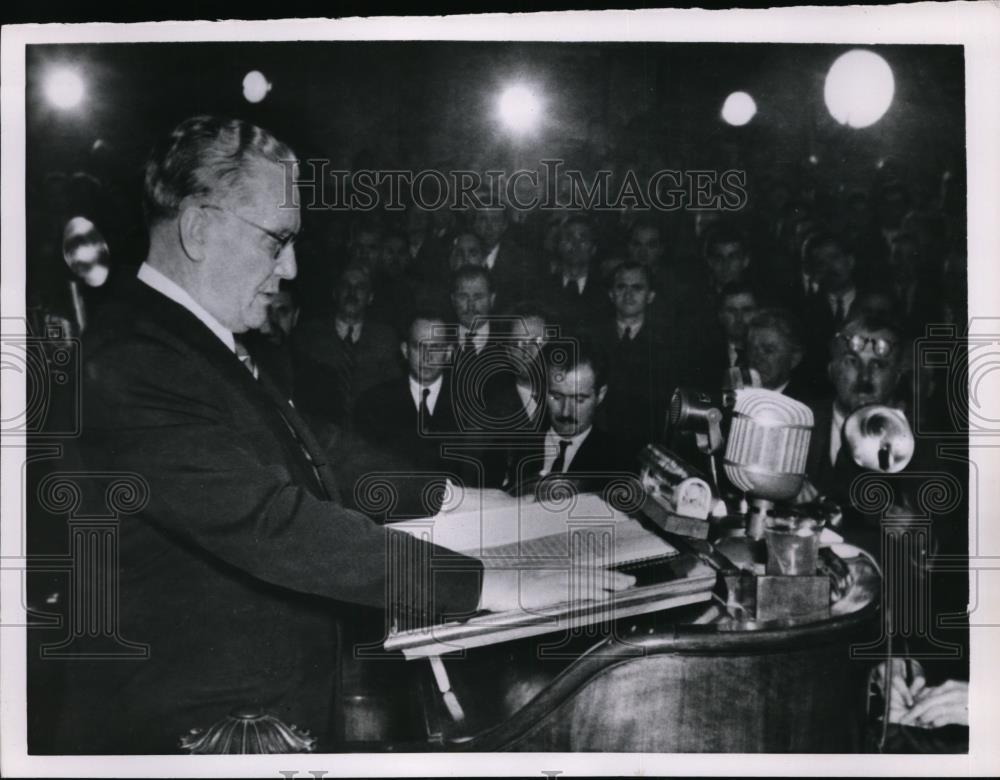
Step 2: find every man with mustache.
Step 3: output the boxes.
[506,340,633,496]
[803,312,905,544]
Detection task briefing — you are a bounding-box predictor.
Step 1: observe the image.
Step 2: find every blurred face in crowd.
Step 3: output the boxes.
[473,208,507,250]
[402,317,452,385]
[628,226,664,269]
[829,325,902,413]
[705,240,750,288]
[350,229,382,269]
[381,234,410,274]
[811,241,855,294]
[557,221,597,278]
[261,289,299,338]
[610,267,656,320]
[449,233,484,272]
[747,325,802,390]
[507,315,547,373]
[335,267,373,321]
[718,291,757,347]
[451,274,494,330]
[547,362,607,438]
[188,160,299,333]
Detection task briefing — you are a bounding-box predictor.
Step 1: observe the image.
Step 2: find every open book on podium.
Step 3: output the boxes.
[384,491,718,659]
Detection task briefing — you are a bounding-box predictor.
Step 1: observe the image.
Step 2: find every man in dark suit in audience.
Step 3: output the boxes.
[292,262,401,428]
[473,203,542,313]
[354,311,461,476]
[472,301,554,487]
[543,215,610,332]
[799,230,860,387]
[506,339,634,495]
[450,264,504,359]
[594,261,675,451]
[804,313,906,551]
[712,282,759,387]
[745,307,814,403]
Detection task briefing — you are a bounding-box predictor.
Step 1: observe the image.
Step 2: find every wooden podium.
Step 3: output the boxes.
[364,493,881,753]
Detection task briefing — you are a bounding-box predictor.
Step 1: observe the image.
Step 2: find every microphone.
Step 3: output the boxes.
[843,404,915,473]
[722,388,814,540]
[668,388,725,455]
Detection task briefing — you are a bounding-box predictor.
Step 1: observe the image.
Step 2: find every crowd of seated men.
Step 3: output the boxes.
[28,161,970,737]
[232,174,965,516]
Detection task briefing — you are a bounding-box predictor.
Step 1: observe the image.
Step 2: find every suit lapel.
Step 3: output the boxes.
[132,279,340,502]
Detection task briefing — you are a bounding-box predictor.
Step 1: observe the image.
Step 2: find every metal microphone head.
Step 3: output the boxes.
[843,404,915,473]
[668,388,726,454]
[669,388,720,428]
[723,388,814,502]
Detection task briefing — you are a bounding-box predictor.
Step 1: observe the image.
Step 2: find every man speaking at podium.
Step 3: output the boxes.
[53,116,632,754]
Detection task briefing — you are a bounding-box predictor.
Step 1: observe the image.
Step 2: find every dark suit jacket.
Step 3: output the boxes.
[778,373,817,405]
[470,367,549,488]
[506,426,637,497]
[51,276,481,754]
[797,289,850,396]
[353,375,466,476]
[541,272,612,334]
[594,317,675,451]
[488,236,544,313]
[291,314,401,426]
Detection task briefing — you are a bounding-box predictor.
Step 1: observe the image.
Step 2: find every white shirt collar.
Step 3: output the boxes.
[774,379,790,395]
[484,243,500,270]
[616,315,644,339]
[561,274,588,294]
[827,287,856,313]
[727,341,740,368]
[409,374,444,414]
[515,381,540,421]
[137,262,235,353]
[458,321,490,352]
[542,426,593,475]
[335,318,363,343]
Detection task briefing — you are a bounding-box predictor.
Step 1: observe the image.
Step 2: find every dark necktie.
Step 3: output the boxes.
[241,345,335,501]
[734,347,747,369]
[462,330,476,356]
[342,324,356,348]
[621,325,632,343]
[338,325,357,409]
[550,438,571,474]
[419,386,431,418]
[565,281,581,300]
[833,295,845,325]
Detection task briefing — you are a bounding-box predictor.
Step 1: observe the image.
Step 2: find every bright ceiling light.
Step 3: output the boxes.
[242,70,272,104]
[498,84,542,134]
[44,68,85,110]
[721,91,756,126]
[824,50,895,129]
